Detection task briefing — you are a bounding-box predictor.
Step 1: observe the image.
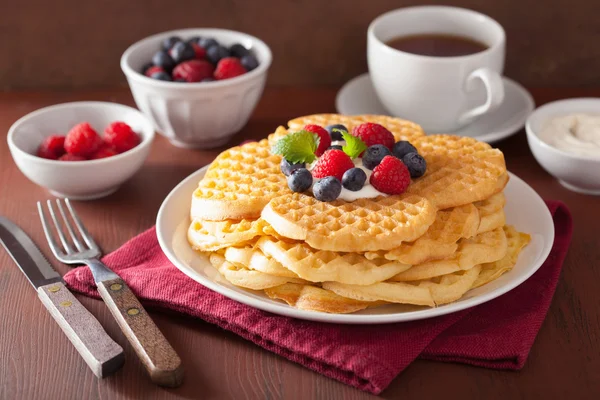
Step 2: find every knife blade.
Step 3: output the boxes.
[0,217,124,378]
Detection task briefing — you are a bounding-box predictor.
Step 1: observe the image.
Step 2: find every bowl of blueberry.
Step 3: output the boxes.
[121,28,272,149]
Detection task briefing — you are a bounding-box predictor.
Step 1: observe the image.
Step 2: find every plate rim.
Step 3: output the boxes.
[156,168,554,324]
[335,73,535,144]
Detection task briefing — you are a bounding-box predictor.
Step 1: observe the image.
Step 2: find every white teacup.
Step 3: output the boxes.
[368,6,506,133]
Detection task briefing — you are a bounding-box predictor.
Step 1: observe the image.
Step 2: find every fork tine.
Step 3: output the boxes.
[37,202,65,258]
[46,200,74,254]
[56,199,85,252]
[64,198,99,252]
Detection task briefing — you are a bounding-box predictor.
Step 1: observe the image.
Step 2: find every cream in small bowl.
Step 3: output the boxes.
[526,98,600,195]
[8,102,155,200]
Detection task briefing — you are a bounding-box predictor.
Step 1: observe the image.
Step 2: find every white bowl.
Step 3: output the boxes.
[120,28,272,149]
[526,98,600,195]
[8,101,155,200]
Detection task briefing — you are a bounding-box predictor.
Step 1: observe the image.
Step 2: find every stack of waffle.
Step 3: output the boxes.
[187,114,531,314]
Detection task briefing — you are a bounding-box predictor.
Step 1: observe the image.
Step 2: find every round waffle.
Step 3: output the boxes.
[389,227,508,282]
[262,193,436,252]
[256,236,411,285]
[406,135,508,209]
[472,225,531,288]
[187,218,270,251]
[264,283,375,314]
[191,135,290,221]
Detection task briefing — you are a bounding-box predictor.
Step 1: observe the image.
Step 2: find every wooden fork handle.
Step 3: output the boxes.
[37,282,125,378]
[97,277,184,387]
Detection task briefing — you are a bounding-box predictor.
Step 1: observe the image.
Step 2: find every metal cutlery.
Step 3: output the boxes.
[37,198,184,388]
[0,216,124,378]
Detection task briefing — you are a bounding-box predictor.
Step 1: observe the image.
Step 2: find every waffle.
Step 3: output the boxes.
[262,193,436,252]
[389,227,508,282]
[256,236,412,285]
[364,203,480,265]
[472,226,531,288]
[323,265,481,307]
[191,136,289,220]
[264,283,375,314]
[407,135,508,209]
[188,218,270,252]
[209,253,305,290]
[474,193,506,234]
[224,246,299,278]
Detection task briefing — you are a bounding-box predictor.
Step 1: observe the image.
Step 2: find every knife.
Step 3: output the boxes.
[0,217,124,378]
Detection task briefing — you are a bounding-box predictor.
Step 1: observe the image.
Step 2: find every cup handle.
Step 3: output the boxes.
[458,68,505,125]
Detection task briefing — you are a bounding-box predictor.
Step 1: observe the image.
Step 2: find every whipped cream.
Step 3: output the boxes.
[538,114,600,157]
[308,158,386,201]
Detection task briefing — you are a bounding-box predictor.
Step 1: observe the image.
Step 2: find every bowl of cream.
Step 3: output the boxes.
[526,98,600,195]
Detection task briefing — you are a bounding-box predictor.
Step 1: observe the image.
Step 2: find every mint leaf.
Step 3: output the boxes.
[271,130,318,163]
[340,131,367,159]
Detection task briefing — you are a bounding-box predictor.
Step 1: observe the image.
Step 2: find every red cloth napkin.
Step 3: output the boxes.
[63,201,571,395]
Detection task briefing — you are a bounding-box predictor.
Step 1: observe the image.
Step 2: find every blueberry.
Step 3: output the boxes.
[162,36,182,51]
[140,62,154,74]
[207,45,231,64]
[230,43,250,58]
[240,55,259,71]
[325,124,348,141]
[152,51,175,71]
[174,78,186,83]
[280,158,305,176]
[186,36,201,45]
[342,168,367,191]
[287,168,313,193]
[362,144,392,170]
[328,145,343,151]
[392,140,417,159]
[201,77,215,82]
[169,41,195,64]
[150,71,172,81]
[313,177,342,202]
[402,152,427,178]
[198,37,218,49]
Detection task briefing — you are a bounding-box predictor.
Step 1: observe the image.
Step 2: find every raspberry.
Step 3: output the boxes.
[191,43,207,59]
[37,135,66,159]
[172,60,214,82]
[311,149,354,181]
[64,123,102,157]
[370,156,410,195]
[352,123,395,151]
[103,121,140,153]
[303,124,331,156]
[214,57,247,80]
[91,146,118,160]
[144,66,165,77]
[59,153,86,162]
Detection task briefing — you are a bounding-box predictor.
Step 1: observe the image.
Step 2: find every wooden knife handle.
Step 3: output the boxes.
[96,277,183,387]
[37,282,125,378]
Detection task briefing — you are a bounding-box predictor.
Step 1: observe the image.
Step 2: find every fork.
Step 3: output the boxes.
[38,198,183,387]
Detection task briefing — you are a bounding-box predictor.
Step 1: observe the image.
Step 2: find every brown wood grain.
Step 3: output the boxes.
[3,0,600,89]
[0,87,599,399]
[37,281,125,378]
[97,277,183,388]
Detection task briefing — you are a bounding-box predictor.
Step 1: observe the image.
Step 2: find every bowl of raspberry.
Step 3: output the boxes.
[121,28,272,149]
[7,101,155,200]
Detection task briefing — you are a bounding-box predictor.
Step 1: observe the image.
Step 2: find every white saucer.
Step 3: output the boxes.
[156,166,554,325]
[336,73,535,143]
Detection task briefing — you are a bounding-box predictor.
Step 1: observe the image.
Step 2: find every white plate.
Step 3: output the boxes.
[336,73,535,144]
[156,168,554,324]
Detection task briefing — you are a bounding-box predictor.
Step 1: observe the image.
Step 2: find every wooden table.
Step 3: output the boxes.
[0,87,598,400]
